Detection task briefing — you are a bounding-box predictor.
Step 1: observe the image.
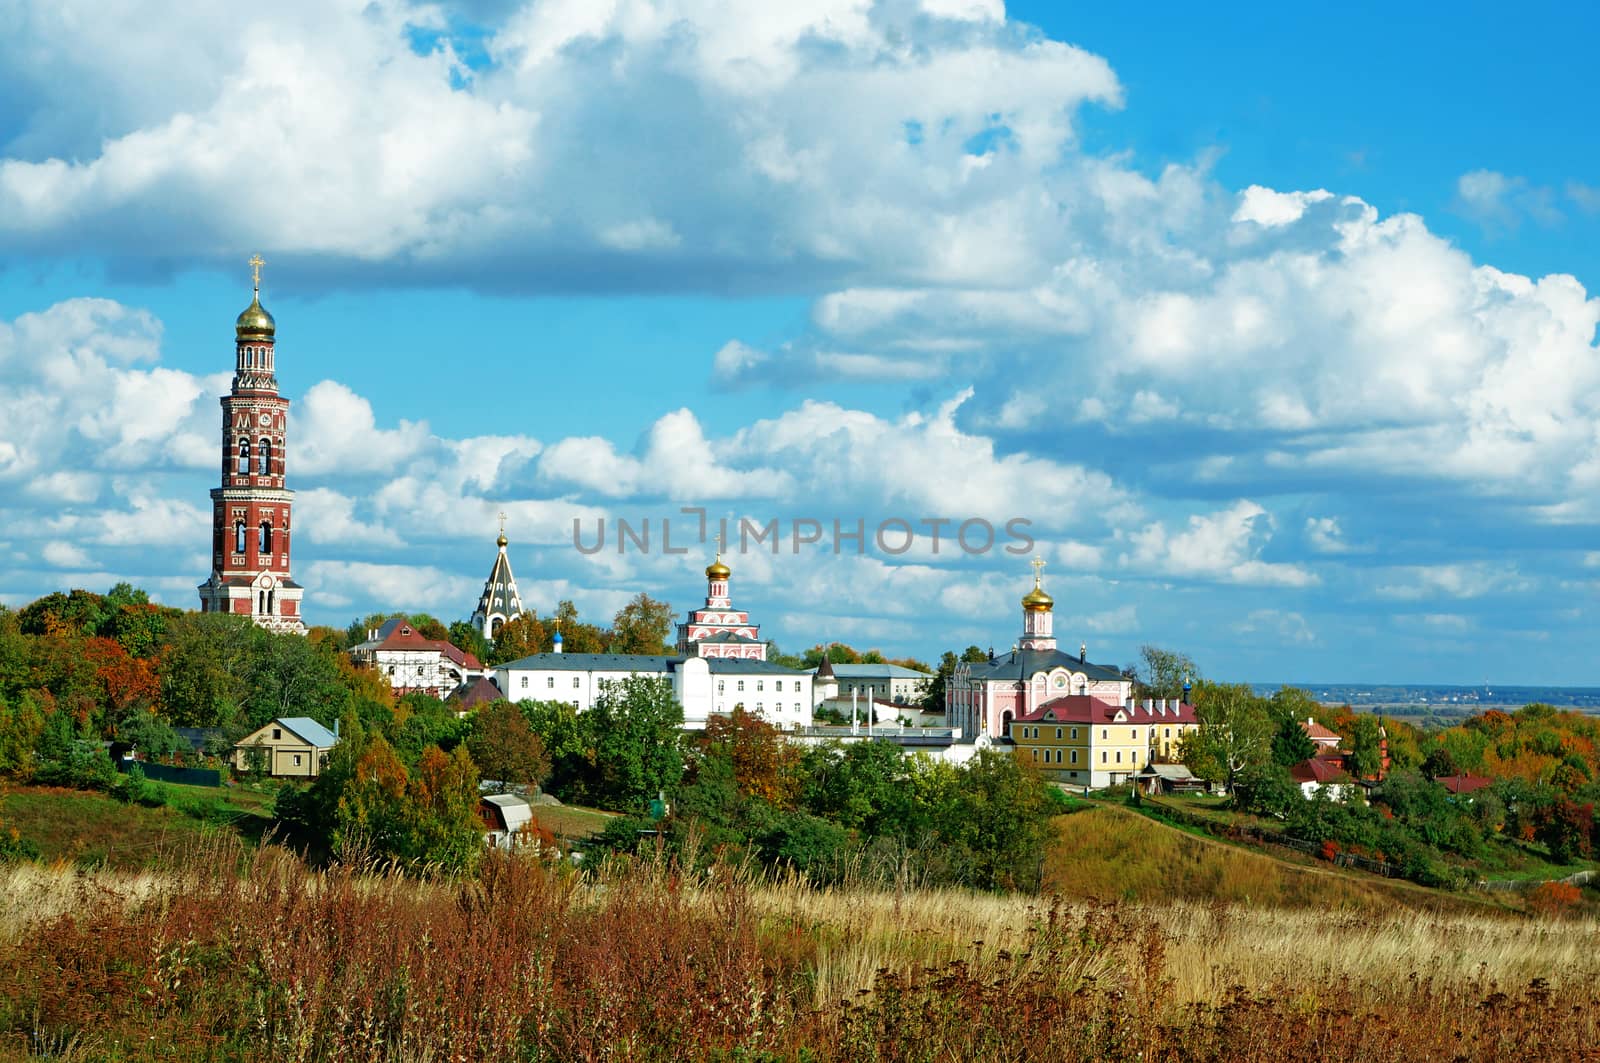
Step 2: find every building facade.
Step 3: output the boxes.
[351,617,485,697]
[825,663,935,705]
[946,562,1132,739]
[197,259,305,632]
[1010,696,1196,789]
[676,552,766,660]
[233,717,339,778]
[494,651,811,729]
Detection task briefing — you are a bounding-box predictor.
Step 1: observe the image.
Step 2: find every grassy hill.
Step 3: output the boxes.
[0,783,274,869]
[1044,802,1516,913]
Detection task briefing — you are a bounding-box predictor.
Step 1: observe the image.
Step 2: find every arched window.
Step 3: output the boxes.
[258,439,271,475]
[237,439,250,474]
[259,521,272,553]
[235,520,246,554]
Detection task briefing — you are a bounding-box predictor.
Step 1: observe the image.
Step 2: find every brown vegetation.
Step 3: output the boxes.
[1,834,1598,1061]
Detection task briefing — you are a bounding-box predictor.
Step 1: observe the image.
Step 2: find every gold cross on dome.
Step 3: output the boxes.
[1031,555,1046,585]
[713,530,723,558]
[498,511,506,536]
[248,254,265,291]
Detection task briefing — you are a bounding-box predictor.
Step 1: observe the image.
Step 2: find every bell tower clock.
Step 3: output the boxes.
[197,256,306,632]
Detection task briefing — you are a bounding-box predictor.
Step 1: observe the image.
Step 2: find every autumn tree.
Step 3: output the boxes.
[609,592,674,655]
[700,707,802,809]
[467,700,550,792]
[519,699,593,800]
[553,600,608,654]
[487,613,547,666]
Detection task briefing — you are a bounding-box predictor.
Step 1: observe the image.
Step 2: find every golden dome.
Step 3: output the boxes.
[1022,582,1054,612]
[706,556,731,580]
[235,294,276,339]
[496,532,508,548]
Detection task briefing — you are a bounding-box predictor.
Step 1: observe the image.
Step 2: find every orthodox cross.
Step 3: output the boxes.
[713,530,723,558]
[1031,555,1046,585]
[498,511,506,537]
[248,254,265,292]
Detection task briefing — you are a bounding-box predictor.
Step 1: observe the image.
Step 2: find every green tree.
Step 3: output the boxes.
[115,710,186,761]
[1268,690,1318,768]
[588,675,685,811]
[520,698,593,800]
[157,613,257,728]
[447,620,491,667]
[609,592,674,654]
[242,629,350,730]
[1344,714,1385,779]
[467,701,550,792]
[1180,681,1271,794]
[1134,645,1198,700]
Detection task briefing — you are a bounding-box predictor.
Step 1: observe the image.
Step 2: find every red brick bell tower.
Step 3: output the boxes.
[197,256,306,632]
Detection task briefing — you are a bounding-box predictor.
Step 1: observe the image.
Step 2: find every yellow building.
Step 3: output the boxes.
[233,717,340,778]
[1010,695,1196,789]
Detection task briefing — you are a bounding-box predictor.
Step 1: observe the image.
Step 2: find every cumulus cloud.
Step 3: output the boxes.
[1123,501,1318,588]
[1455,169,1562,233]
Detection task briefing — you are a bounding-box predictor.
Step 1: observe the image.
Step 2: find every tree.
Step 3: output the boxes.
[588,675,685,811]
[553,600,607,654]
[700,707,802,809]
[520,699,594,801]
[1180,681,1271,794]
[609,593,674,655]
[447,620,491,668]
[1421,746,1458,781]
[1267,692,1318,768]
[157,613,257,728]
[921,645,987,712]
[242,629,350,731]
[1344,714,1385,779]
[115,709,186,761]
[467,701,550,792]
[1134,645,1198,700]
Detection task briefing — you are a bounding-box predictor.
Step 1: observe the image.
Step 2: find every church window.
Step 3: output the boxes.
[258,439,271,475]
[1164,727,1171,738]
[717,681,724,694]
[260,522,272,553]
[547,677,555,689]
[267,589,275,613]
[1070,749,1078,764]
[1131,728,1137,740]
[1101,751,1107,763]
[756,680,764,692]
[775,680,783,692]
[1055,727,1063,739]
[737,681,745,692]
[794,702,800,713]
[520,676,528,689]
[1031,749,1038,762]
[1101,728,1107,740]
[238,439,250,474]
[572,677,580,688]
[1070,727,1078,740]
[1116,751,1122,763]
[235,521,246,553]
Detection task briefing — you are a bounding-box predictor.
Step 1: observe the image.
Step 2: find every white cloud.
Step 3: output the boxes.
[1232,185,1333,228]
[41,541,93,568]
[294,488,404,548]
[1373,563,1528,601]
[294,381,432,476]
[1304,516,1351,554]
[1235,609,1316,645]
[1123,501,1318,587]
[1455,169,1562,232]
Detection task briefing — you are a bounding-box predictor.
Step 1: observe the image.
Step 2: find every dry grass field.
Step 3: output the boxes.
[1,829,1597,1062]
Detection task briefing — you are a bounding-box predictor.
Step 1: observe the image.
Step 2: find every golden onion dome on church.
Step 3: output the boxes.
[1022,581,1054,612]
[706,555,731,580]
[235,293,275,339]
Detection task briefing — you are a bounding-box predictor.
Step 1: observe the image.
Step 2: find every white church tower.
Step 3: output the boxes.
[470,516,524,641]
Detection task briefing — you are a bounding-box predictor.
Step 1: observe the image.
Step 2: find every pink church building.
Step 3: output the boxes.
[675,550,767,660]
[946,561,1133,739]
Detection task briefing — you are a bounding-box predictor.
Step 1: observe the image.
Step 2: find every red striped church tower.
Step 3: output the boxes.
[197,257,306,632]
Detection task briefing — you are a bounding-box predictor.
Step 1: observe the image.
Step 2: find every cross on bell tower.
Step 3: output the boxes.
[196,256,306,633]
[1019,554,1056,652]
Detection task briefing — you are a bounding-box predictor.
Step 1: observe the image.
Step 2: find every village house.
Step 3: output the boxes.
[233,717,339,778]
[351,617,485,697]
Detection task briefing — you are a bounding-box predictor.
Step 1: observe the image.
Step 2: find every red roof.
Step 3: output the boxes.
[1300,718,1342,744]
[1017,694,1196,726]
[1438,773,1494,795]
[1290,757,1349,785]
[369,620,482,670]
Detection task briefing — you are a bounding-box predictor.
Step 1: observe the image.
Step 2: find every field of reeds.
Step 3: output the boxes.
[1,830,1598,1063]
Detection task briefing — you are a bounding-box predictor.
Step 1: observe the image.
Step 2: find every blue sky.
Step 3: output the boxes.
[2,1,1598,685]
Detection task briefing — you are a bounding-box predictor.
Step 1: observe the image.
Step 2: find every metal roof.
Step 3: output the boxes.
[278,717,339,748]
